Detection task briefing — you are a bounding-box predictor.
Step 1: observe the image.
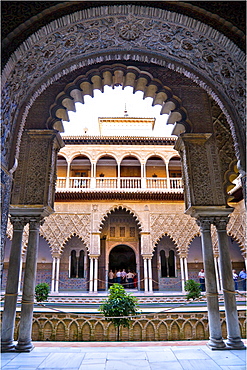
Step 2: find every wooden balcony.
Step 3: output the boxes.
[56,177,183,191]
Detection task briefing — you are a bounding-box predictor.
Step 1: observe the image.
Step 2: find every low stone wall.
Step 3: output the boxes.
[12,311,246,342]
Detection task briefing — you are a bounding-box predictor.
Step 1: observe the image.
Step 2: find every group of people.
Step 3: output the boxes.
[198,267,247,292]
[232,268,246,291]
[108,269,137,289]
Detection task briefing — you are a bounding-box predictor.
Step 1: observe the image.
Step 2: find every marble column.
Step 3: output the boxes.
[148,258,153,292]
[1,217,27,352]
[51,257,56,292]
[65,161,71,188]
[214,256,221,293]
[18,256,24,294]
[180,257,185,292]
[165,162,170,189]
[143,258,148,292]
[16,218,43,352]
[89,257,94,292]
[184,257,189,281]
[55,257,60,293]
[94,257,98,292]
[214,216,245,349]
[197,217,225,349]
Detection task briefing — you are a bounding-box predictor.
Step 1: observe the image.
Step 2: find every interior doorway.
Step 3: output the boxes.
[109,245,136,272]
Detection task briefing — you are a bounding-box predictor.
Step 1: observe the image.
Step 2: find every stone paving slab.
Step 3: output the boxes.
[1,342,246,370]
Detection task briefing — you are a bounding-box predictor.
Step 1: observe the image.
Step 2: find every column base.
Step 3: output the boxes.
[1,340,16,352]
[207,337,226,350]
[15,341,34,352]
[226,337,246,350]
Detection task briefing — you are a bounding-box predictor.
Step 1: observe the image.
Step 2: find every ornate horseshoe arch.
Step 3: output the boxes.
[2,4,245,175]
[48,64,190,133]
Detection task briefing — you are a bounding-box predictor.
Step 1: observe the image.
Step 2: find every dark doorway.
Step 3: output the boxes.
[109,245,136,272]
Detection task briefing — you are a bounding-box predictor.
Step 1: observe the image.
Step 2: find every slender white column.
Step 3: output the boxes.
[89,258,94,292]
[18,256,23,294]
[51,257,56,293]
[94,258,98,292]
[184,257,188,281]
[141,163,146,188]
[180,257,185,292]
[214,256,220,293]
[245,257,247,272]
[165,162,170,189]
[148,258,153,292]
[143,258,148,292]
[55,258,60,293]
[117,163,120,188]
[91,162,96,188]
[68,255,71,278]
[66,161,70,188]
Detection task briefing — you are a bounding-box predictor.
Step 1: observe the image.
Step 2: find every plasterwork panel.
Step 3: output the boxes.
[39,213,91,255]
[2,5,245,168]
[227,201,246,255]
[150,213,199,257]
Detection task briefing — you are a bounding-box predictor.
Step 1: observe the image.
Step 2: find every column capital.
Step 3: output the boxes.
[196,217,214,231]
[89,254,99,259]
[142,254,152,259]
[213,216,229,231]
[10,216,28,229]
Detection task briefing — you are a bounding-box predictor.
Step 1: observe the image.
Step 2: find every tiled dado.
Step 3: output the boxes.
[11,311,246,342]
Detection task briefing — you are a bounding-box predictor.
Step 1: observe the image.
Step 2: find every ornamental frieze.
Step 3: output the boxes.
[1,5,245,165]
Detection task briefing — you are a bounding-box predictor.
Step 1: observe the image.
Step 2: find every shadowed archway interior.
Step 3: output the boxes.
[109,245,136,273]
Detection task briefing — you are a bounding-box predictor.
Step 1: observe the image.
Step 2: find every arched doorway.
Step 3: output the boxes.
[109,245,136,273]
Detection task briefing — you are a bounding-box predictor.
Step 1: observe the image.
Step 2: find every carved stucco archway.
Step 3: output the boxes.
[48,64,190,132]
[2,4,245,175]
[99,204,143,233]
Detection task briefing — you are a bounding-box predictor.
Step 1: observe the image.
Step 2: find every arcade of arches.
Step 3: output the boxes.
[1,2,246,352]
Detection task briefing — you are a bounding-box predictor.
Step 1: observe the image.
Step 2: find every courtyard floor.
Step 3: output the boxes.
[1,340,246,370]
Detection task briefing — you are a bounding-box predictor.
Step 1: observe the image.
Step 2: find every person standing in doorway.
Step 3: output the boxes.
[126,270,134,289]
[108,269,114,288]
[116,269,121,284]
[198,268,205,291]
[121,269,127,286]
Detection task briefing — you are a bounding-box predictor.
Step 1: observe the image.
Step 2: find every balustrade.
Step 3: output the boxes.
[56,176,183,190]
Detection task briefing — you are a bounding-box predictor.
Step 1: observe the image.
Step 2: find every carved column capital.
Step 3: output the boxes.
[196,216,214,231]
[10,216,28,229]
[27,217,45,230]
[213,216,229,231]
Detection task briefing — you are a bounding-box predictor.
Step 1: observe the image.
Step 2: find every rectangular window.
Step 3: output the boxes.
[130,227,135,237]
[120,227,125,237]
[110,227,115,237]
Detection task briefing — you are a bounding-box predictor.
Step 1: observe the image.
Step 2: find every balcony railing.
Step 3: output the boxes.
[56,177,183,191]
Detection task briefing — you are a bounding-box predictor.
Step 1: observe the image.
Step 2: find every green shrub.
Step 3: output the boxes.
[99,283,139,340]
[184,279,202,300]
[35,283,49,302]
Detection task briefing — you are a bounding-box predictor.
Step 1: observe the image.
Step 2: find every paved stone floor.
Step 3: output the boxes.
[1,341,246,370]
